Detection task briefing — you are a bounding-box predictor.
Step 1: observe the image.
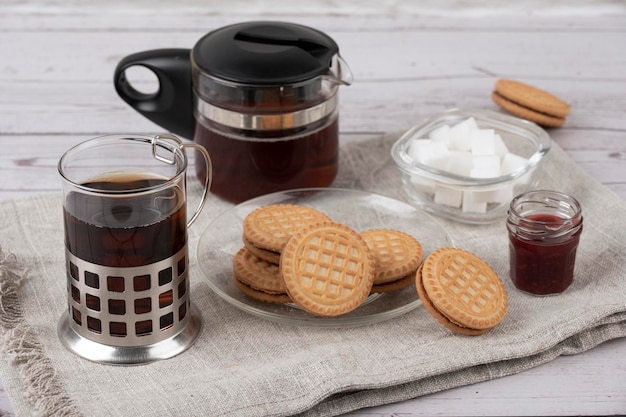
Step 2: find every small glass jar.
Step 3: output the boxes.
[506,190,583,296]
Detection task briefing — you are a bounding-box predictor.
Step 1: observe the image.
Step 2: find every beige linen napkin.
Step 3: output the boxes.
[1,132,625,417]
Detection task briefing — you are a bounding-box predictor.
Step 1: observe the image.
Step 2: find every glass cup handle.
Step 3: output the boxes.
[152,134,212,228]
[181,142,212,227]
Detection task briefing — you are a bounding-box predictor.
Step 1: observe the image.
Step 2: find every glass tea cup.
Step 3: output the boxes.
[57,134,211,365]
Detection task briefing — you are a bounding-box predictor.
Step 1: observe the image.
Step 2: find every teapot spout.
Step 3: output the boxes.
[325,53,353,86]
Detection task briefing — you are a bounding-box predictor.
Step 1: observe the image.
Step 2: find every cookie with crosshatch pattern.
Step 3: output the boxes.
[232,247,288,299]
[243,204,331,255]
[360,229,423,293]
[416,247,507,335]
[280,221,375,317]
[242,235,281,265]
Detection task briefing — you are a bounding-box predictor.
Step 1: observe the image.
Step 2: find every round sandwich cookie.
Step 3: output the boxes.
[243,204,331,255]
[361,229,423,291]
[242,234,281,265]
[234,278,291,304]
[280,221,375,317]
[371,273,417,294]
[492,79,570,128]
[416,247,508,336]
[233,248,290,304]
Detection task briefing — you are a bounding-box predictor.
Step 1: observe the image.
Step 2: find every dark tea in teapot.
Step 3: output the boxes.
[194,109,339,203]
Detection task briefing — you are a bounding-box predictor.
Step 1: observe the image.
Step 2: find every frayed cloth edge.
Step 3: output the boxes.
[0,245,82,417]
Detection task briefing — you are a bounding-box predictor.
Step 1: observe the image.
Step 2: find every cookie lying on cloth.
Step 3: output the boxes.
[416,247,508,335]
[491,78,570,128]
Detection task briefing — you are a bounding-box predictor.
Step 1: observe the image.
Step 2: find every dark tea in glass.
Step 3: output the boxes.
[63,173,187,268]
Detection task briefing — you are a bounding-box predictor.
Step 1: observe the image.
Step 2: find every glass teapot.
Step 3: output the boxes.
[114,21,352,203]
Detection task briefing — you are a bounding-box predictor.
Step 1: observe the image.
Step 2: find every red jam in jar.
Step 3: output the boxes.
[507,190,583,296]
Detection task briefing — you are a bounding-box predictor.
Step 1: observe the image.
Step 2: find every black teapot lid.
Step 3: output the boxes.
[192,21,339,85]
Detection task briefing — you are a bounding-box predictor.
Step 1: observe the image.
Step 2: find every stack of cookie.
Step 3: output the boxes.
[233,203,424,317]
[235,204,331,304]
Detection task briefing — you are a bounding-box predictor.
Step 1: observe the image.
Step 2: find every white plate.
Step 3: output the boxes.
[196,188,454,327]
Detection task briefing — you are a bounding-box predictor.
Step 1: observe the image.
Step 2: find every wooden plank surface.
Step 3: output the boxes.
[1,1,625,416]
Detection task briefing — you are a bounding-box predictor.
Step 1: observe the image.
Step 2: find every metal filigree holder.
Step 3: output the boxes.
[58,246,201,365]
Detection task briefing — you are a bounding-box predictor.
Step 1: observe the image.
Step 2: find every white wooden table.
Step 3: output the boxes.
[1,1,625,416]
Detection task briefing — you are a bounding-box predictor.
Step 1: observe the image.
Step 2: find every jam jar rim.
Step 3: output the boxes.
[507,189,583,242]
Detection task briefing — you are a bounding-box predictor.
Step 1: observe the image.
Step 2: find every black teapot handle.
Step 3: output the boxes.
[113,49,195,139]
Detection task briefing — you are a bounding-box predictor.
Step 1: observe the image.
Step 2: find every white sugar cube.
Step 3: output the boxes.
[470,185,514,204]
[491,185,515,203]
[446,151,474,176]
[428,142,449,170]
[407,138,429,162]
[473,155,501,173]
[428,124,451,148]
[449,117,479,151]
[457,117,479,132]
[470,129,496,156]
[493,133,509,158]
[407,139,448,170]
[434,185,463,208]
[409,174,436,193]
[501,152,529,175]
[462,191,487,213]
[471,154,501,178]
